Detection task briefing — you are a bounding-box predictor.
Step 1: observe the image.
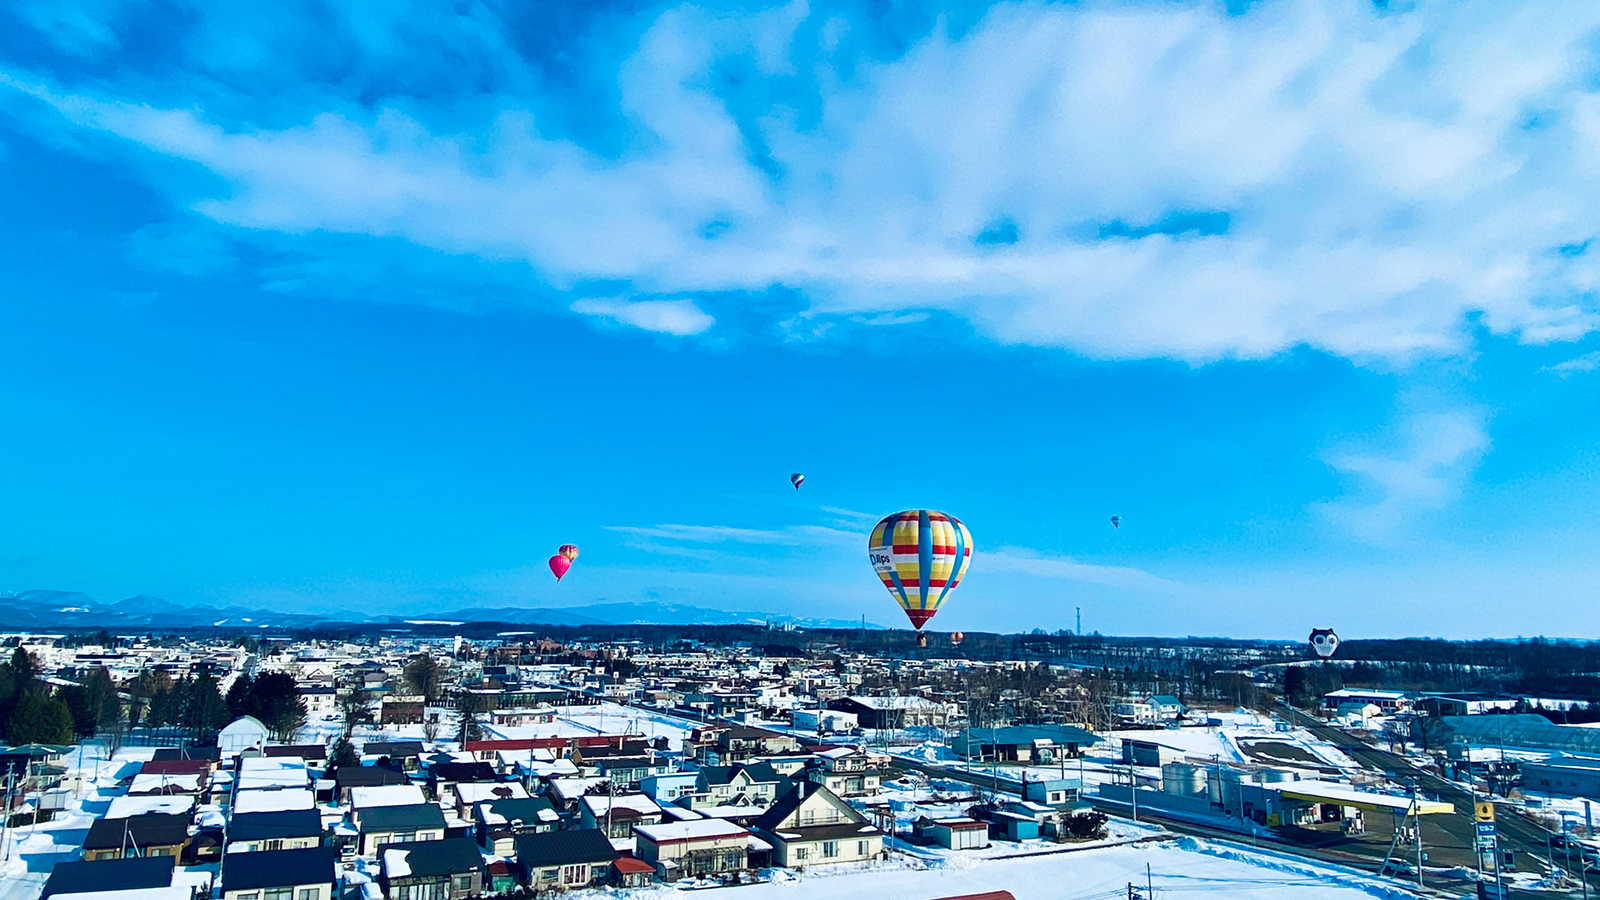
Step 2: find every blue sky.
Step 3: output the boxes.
[3,0,1600,638]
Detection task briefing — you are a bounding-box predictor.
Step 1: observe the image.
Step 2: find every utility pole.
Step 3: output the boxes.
[1076,608,1081,636]
[1129,758,1139,823]
[1412,782,1423,893]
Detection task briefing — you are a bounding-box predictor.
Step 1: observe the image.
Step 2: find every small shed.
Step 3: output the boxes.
[987,810,1039,842]
[920,817,989,850]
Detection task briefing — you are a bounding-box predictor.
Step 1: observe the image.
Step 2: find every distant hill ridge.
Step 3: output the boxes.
[0,590,875,630]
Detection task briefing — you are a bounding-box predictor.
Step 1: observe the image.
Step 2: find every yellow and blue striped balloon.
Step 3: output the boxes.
[867,509,972,630]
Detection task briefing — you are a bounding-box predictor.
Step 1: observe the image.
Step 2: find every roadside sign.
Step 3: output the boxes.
[1476,821,1498,838]
[1476,801,1496,822]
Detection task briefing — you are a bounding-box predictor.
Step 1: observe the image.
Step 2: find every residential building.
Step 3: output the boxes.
[226,810,324,853]
[426,762,496,801]
[450,781,529,819]
[351,784,428,810]
[634,818,752,881]
[752,782,883,867]
[82,814,191,861]
[806,748,880,797]
[640,772,699,806]
[514,829,618,891]
[364,742,425,771]
[473,796,560,855]
[332,765,410,804]
[702,728,801,765]
[579,793,663,852]
[354,803,448,856]
[688,762,789,810]
[380,838,487,900]
[42,857,176,900]
[220,846,338,900]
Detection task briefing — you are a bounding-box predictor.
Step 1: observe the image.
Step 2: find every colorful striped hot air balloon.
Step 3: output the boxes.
[791,473,805,490]
[868,510,973,637]
[558,544,579,561]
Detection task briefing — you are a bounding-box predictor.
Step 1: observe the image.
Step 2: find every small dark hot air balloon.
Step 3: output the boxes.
[1309,628,1339,659]
[1110,515,1121,529]
[791,473,805,490]
[951,631,965,646]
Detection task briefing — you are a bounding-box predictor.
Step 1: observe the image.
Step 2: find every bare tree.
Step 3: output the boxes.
[338,692,372,738]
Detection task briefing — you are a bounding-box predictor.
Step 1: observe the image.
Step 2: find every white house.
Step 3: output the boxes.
[752,782,882,867]
[217,716,269,754]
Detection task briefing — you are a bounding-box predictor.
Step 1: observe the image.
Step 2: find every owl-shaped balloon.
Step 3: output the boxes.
[1308,628,1340,659]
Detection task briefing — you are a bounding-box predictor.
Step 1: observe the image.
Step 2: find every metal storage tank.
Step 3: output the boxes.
[1162,762,1207,796]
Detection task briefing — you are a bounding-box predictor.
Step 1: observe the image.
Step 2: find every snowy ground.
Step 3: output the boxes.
[0,709,1424,900]
[0,742,164,900]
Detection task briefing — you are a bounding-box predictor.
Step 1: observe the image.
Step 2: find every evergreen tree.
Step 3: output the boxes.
[226,674,253,719]
[330,734,359,768]
[8,689,74,745]
[227,672,306,740]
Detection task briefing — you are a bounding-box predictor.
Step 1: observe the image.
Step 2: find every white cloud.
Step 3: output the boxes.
[569,298,714,335]
[1317,406,1492,540]
[606,523,857,546]
[1540,350,1600,375]
[983,545,1183,590]
[7,1,1600,361]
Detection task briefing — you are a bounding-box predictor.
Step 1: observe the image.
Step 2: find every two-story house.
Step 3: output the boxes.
[380,838,487,900]
[687,762,790,811]
[473,796,560,855]
[354,803,448,856]
[578,793,663,853]
[752,782,883,867]
[703,728,801,766]
[805,748,880,797]
[226,810,324,853]
[220,846,338,900]
[514,829,618,891]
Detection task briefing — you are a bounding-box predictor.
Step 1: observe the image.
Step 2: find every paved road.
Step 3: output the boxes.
[1276,703,1597,897]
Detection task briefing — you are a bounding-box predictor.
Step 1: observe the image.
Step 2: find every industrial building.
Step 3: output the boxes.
[1520,755,1600,799]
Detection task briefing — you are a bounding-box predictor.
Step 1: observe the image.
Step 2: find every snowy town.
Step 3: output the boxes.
[0,630,1593,900]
